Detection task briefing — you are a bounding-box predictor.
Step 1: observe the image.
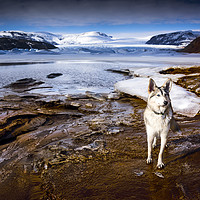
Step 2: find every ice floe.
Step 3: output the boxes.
[115,67,200,117]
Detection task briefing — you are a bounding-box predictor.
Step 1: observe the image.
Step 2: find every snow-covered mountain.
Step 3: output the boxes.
[2,30,200,49]
[146,30,200,46]
[0,30,185,55]
[0,37,56,50]
[0,31,148,49]
[58,31,113,46]
[0,31,62,45]
[0,31,113,47]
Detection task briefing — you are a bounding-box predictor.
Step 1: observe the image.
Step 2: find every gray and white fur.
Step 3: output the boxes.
[144,78,180,169]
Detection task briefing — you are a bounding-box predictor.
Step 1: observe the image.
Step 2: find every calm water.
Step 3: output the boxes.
[0,59,166,95]
[1,53,200,95]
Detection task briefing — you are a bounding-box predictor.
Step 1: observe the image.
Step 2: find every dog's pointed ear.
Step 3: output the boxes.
[162,78,172,92]
[148,78,156,94]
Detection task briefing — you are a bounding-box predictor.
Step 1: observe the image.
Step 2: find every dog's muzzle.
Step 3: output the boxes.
[163,101,168,106]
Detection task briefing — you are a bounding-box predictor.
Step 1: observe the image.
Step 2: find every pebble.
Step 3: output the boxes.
[107,92,121,100]
[105,127,124,135]
[134,171,144,177]
[70,102,81,107]
[85,103,93,108]
[154,172,164,178]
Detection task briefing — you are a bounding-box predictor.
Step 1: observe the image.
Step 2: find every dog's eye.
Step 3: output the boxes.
[157,94,160,97]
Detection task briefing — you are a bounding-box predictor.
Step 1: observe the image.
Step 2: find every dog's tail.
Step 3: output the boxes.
[170,117,181,134]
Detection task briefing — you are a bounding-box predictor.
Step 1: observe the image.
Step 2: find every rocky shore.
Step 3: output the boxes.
[160,66,200,96]
[0,67,200,200]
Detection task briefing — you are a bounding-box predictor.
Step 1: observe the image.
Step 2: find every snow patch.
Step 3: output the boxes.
[115,69,200,117]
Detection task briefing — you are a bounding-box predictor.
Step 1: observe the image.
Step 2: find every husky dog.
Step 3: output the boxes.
[144,78,180,169]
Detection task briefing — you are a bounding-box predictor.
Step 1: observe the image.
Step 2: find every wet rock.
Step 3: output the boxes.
[85,103,93,108]
[89,117,109,131]
[154,172,164,178]
[22,116,46,132]
[70,102,81,108]
[2,94,22,101]
[106,68,131,76]
[20,95,40,99]
[134,170,144,177]
[115,116,138,127]
[176,75,200,96]
[75,139,105,151]
[0,113,46,141]
[159,66,200,96]
[105,127,124,135]
[85,91,106,101]
[37,99,63,108]
[1,105,21,111]
[46,73,63,79]
[65,93,89,100]
[67,125,92,138]
[107,92,121,100]
[159,66,200,75]
[0,89,200,199]
[4,78,45,92]
[78,102,102,114]
[5,78,44,88]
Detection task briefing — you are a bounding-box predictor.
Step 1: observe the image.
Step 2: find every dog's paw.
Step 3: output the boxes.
[146,158,152,164]
[157,163,165,169]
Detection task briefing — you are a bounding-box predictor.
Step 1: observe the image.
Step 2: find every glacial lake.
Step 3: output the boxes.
[1,53,200,95]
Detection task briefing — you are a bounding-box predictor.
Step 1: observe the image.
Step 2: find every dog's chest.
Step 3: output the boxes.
[144,107,172,133]
[150,114,170,131]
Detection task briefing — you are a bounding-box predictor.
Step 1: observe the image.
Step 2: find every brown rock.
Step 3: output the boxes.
[179,37,200,53]
[4,78,44,89]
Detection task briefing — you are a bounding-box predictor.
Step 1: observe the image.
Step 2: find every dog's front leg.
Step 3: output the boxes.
[147,131,154,164]
[152,137,157,148]
[157,134,167,169]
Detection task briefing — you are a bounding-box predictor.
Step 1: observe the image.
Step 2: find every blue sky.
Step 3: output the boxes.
[0,0,200,37]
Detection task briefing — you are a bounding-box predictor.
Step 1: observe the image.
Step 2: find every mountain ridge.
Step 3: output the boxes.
[0,30,199,51]
[146,30,200,46]
[0,31,113,47]
[0,37,56,50]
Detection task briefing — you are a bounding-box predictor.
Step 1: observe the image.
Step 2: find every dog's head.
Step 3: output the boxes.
[147,78,172,112]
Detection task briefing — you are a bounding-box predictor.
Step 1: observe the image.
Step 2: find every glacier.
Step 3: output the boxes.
[0,30,180,55]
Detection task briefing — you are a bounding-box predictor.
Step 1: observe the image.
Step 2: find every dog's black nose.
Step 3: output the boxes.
[164,101,168,106]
